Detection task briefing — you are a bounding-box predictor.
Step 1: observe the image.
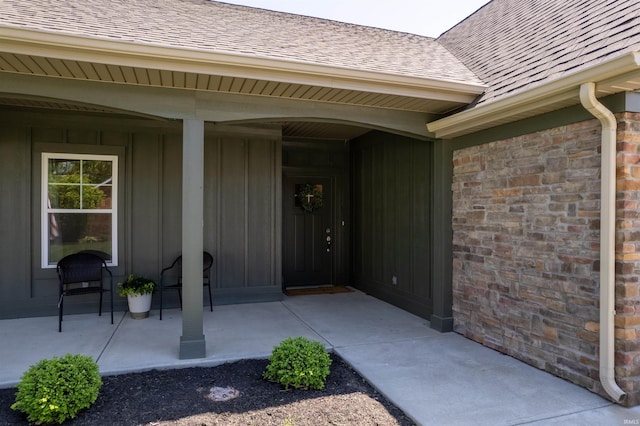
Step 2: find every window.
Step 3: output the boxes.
[42,153,118,268]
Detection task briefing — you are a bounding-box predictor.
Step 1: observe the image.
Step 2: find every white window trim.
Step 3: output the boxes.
[41,152,118,268]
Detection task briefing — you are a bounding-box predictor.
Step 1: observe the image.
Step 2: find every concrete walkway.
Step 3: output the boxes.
[1,289,638,425]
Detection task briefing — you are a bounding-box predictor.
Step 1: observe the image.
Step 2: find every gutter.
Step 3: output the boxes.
[427,52,640,138]
[0,26,485,104]
[579,82,626,403]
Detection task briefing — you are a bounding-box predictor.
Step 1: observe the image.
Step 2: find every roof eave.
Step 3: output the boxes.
[0,26,486,105]
[427,51,640,139]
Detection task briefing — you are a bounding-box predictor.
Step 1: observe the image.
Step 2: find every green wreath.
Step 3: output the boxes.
[296,184,323,212]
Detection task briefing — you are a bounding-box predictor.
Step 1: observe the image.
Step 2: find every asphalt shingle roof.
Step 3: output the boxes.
[0,0,483,86]
[438,0,640,105]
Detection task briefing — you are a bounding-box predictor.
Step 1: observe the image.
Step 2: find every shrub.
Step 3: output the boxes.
[263,336,332,390]
[11,354,102,424]
[118,274,156,297]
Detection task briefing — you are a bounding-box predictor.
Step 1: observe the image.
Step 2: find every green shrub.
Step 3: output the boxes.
[117,274,156,297]
[11,354,102,424]
[263,337,332,390]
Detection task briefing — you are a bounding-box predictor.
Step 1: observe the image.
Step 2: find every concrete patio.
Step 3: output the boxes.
[0,289,638,425]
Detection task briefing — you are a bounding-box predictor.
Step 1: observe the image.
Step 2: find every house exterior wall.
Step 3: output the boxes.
[352,131,433,319]
[615,112,640,405]
[451,112,640,405]
[0,109,282,319]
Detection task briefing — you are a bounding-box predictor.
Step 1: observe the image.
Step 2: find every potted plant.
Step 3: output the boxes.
[118,274,156,319]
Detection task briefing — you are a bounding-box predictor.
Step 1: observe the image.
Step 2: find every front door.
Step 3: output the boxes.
[283,176,333,287]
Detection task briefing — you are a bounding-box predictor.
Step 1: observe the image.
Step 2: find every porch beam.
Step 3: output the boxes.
[179,118,206,359]
[0,73,436,139]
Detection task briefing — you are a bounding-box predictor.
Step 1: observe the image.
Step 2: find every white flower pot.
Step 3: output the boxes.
[127,293,152,319]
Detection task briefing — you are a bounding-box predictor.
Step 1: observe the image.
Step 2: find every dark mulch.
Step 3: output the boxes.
[0,354,415,425]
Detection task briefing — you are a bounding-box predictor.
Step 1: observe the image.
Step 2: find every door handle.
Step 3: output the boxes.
[326,228,331,252]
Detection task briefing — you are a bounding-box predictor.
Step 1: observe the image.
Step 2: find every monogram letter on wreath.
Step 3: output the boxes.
[295,184,323,212]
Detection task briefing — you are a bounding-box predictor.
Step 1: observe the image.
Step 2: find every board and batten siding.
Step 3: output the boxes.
[0,110,282,319]
[352,131,433,319]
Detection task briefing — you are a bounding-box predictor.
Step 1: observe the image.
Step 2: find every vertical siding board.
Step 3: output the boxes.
[203,136,219,282]
[219,138,246,288]
[0,128,31,301]
[373,142,384,283]
[273,138,282,287]
[215,138,223,288]
[412,142,431,299]
[244,139,250,287]
[247,139,274,286]
[396,141,413,292]
[381,140,391,285]
[359,144,373,283]
[130,133,161,277]
[161,133,183,263]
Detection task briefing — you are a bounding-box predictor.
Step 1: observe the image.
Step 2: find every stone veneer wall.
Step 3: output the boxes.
[451,113,640,405]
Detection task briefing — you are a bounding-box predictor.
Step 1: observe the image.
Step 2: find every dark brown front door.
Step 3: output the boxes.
[283,176,333,287]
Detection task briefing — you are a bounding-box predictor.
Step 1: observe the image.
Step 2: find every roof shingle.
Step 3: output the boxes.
[438,0,640,105]
[0,0,482,85]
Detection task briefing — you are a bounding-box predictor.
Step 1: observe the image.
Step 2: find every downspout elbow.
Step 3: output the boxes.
[579,82,626,403]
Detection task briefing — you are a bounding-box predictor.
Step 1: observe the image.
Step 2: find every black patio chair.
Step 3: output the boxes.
[159,251,214,320]
[56,252,113,332]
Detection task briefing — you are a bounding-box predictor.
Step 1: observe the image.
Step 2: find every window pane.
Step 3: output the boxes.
[48,184,80,209]
[80,184,108,209]
[93,185,112,209]
[43,153,117,268]
[48,213,112,265]
[48,159,80,183]
[82,160,113,184]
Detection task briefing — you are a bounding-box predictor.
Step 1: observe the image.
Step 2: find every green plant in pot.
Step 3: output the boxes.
[118,274,156,319]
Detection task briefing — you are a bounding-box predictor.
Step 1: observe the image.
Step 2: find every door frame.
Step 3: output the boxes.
[282,173,336,288]
[281,138,351,290]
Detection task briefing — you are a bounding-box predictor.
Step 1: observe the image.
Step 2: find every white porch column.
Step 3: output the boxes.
[179,118,206,359]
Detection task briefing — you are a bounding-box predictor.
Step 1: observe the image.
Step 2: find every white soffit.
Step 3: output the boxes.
[0,27,486,114]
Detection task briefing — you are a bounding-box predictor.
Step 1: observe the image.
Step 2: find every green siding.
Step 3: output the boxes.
[0,128,31,302]
[352,131,433,319]
[131,132,162,278]
[0,110,283,319]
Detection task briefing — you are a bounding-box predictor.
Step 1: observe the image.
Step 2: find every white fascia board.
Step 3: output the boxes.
[0,27,486,104]
[427,51,640,139]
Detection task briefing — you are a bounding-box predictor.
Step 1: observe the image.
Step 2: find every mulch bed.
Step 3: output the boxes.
[0,354,415,425]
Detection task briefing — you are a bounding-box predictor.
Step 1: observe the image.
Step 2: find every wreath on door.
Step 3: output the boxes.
[296,184,323,212]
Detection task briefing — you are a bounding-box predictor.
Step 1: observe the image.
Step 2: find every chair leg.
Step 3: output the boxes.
[58,294,63,332]
[207,285,213,312]
[98,290,103,317]
[110,288,114,325]
[178,290,182,310]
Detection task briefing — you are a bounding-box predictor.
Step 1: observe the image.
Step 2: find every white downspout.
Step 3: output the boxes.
[579,82,626,403]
